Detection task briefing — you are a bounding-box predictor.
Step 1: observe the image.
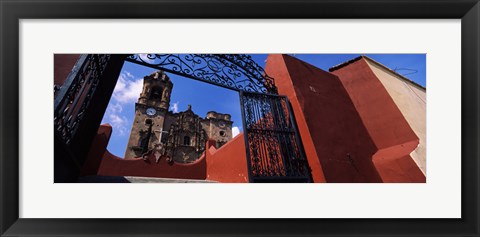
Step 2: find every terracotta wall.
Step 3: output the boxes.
[265,55,382,182]
[205,134,249,183]
[365,59,426,175]
[82,124,249,182]
[84,124,207,180]
[98,151,207,180]
[54,54,81,86]
[330,57,425,182]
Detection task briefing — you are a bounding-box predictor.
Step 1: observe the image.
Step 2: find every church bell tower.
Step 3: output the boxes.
[124,70,173,158]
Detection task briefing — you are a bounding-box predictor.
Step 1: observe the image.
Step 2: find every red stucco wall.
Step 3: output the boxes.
[206,134,249,183]
[82,124,249,182]
[81,124,112,176]
[84,124,207,180]
[265,55,327,182]
[373,154,425,183]
[331,58,419,150]
[330,57,425,182]
[98,151,207,180]
[54,54,81,86]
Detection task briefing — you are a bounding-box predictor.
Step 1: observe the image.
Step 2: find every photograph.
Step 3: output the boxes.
[54,54,426,183]
[3,0,480,235]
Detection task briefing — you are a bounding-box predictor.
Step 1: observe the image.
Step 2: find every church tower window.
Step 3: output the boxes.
[149,87,163,100]
[183,136,191,146]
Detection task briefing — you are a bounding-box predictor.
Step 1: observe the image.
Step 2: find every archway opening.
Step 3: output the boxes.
[100,56,245,165]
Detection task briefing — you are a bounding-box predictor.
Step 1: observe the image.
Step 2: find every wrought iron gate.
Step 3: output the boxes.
[240,91,311,182]
[124,54,312,182]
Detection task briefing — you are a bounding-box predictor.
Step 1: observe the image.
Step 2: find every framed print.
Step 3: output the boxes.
[1,0,479,236]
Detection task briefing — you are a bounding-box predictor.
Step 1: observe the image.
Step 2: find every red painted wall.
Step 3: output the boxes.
[266,54,383,182]
[82,124,249,182]
[206,134,249,183]
[81,124,112,176]
[83,124,207,180]
[373,154,425,183]
[331,58,418,150]
[331,57,425,182]
[265,55,326,183]
[54,54,81,86]
[98,151,207,180]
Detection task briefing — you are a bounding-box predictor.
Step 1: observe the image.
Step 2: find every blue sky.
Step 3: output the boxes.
[101,54,426,157]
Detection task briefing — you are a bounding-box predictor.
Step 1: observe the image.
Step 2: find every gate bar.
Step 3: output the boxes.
[285,97,312,182]
[239,91,254,183]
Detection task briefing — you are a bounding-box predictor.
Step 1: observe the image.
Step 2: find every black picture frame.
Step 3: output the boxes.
[1,0,478,236]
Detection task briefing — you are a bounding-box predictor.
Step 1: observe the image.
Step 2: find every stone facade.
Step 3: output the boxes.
[124,71,233,163]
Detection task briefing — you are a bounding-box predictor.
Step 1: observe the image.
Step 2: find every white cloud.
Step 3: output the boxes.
[109,102,123,114]
[124,70,134,79]
[102,103,129,136]
[170,101,179,113]
[108,113,129,136]
[101,102,129,137]
[112,72,144,104]
[232,126,240,137]
[100,71,139,136]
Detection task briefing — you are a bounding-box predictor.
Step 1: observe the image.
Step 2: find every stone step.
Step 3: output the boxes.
[78,175,217,183]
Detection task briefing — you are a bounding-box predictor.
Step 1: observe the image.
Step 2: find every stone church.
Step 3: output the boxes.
[124,70,233,163]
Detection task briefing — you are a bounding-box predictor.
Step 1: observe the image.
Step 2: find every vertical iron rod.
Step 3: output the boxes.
[239,91,254,183]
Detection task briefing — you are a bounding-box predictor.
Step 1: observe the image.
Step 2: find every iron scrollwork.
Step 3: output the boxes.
[125,54,278,94]
[241,92,310,182]
[54,54,111,144]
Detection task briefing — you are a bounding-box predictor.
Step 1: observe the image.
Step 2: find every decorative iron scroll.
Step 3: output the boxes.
[241,92,311,182]
[125,54,277,94]
[54,54,111,144]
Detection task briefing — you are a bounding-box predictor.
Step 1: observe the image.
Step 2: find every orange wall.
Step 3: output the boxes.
[83,124,207,180]
[330,57,425,182]
[206,134,249,183]
[82,124,249,182]
[98,151,207,180]
[331,58,419,150]
[54,54,81,86]
[81,124,112,176]
[265,55,326,183]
